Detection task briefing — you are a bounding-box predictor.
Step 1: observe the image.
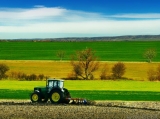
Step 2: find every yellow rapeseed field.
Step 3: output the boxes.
[1,60,160,81]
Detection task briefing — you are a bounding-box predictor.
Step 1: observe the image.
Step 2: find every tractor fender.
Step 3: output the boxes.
[63,88,70,96]
[30,90,40,98]
[63,88,70,92]
[34,90,44,98]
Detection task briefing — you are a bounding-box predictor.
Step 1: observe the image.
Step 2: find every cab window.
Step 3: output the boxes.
[48,81,53,87]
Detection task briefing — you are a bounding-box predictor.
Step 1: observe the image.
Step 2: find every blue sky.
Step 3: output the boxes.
[0,0,160,39]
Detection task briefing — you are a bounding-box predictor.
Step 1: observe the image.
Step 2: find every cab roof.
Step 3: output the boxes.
[47,78,64,82]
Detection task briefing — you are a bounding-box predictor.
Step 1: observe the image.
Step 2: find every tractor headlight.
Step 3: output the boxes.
[34,88,40,92]
[35,89,40,93]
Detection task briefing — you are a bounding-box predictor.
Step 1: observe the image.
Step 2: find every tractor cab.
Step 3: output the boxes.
[47,79,64,89]
[47,79,64,93]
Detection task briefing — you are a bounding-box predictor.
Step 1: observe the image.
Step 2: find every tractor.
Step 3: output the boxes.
[30,79,71,104]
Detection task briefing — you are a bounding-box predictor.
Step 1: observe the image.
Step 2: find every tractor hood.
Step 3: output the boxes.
[34,86,47,92]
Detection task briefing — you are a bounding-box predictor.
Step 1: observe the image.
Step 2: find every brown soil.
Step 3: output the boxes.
[0,100,160,119]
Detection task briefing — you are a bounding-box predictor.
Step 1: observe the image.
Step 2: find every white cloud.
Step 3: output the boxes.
[1,20,160,34]
[0,6,160,39]
[110,13,160,19]
[0,7,66,20]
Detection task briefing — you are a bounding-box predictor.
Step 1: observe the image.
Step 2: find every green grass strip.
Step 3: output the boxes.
[1,89,160,101]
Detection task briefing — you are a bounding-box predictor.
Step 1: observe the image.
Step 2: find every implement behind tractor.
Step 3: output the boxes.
[30,79,88,104]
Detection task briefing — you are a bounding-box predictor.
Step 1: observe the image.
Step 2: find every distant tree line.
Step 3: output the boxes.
[1,35,160,42]
[9,71,48,81]
[0,63,48,81]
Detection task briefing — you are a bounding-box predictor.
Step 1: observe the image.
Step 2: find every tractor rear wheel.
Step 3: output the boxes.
[30,92,41,103]
[50,90,64,103]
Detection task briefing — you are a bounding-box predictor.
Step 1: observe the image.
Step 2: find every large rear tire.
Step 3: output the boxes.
[30,92,41,103]
[50,90,64,104]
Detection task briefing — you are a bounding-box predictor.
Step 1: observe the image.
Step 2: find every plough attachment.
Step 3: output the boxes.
[66,98,96,105]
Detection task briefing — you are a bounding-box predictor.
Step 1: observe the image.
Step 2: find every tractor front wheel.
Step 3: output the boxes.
[30,92,41,103]
[50,90,63,103]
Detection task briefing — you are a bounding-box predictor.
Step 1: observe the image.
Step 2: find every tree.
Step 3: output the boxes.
[147,68,157,81]
[143,48,156,63]
[147,65,160,81]
[112,62,126,79]
[56,50,65,61]
[0,63,9,79]
[100,63,109,80]
[71,48,99,80]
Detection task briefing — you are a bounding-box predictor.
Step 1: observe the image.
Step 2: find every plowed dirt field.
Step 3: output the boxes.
[0,100,160,119]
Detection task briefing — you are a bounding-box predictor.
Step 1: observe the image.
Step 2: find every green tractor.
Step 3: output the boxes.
[30,79,71,104]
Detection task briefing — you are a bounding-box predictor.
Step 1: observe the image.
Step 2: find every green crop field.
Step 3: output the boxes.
[0,41,160,101]
[0,41,160,61]
[0,80,160,101]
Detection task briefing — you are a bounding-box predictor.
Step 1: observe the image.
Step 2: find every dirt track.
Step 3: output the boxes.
[0,100,160,119]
